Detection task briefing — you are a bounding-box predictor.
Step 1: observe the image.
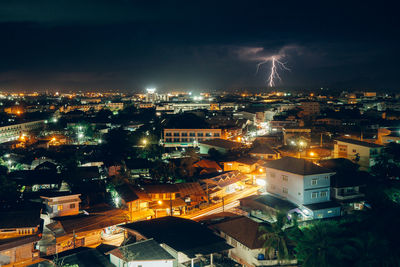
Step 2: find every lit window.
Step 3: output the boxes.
[57,205,63,211]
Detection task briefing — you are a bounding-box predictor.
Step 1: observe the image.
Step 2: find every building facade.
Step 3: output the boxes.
[163,128,222,147]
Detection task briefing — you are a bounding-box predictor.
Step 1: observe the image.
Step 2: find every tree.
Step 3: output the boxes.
[259,212,296,261]
[291,220,358,267]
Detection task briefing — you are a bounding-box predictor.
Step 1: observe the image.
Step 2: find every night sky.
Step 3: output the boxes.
[0,1,399,91]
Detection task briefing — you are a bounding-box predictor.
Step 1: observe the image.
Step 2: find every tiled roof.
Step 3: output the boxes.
[211,216,267,249]
[263,157,333,175]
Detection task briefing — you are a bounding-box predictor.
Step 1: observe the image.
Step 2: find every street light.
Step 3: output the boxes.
[142,139,148,146]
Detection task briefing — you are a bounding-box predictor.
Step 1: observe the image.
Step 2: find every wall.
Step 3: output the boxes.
[265,169,304,206]
[303,174,332,205]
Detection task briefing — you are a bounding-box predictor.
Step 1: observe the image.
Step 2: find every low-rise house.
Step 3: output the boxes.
[0,208,42,266]
[114,184,154,222]
[334,138,384,170]
[44,208,128,255]
[40,193,81,218]
[249,144,280,160]
[120,217,232,267]
[210,216,297,267]
[199,138,242,154]
[175,182,207,208]
[200,171,248,201]
[222,157,264,174]
[142,184,186,216]
[263,157,340,219]
[193,159,223,174]
[107,238,176,267]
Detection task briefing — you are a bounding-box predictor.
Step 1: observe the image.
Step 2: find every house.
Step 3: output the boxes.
[334,138,384,170]
[198,138,242,154]
[0,235,41,266]
[0,209,42,239]
[249,144,280,160]
[120,217,231,267]
[222,157,264,174]
[200,171,248,201]
[263,157,340,219]
[193,159,223,174]
[44,208,128,255]
[142,184,186,217]
[107,239,176,267]
[283,127,311,146]
[175,182,207,207]
[209,216,297,267]
[114,184,154,222]
[320,158,366,213]
[40,193,81,218]
[0,208,42,266]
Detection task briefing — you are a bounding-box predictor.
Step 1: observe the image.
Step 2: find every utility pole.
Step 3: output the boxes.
[222,197,225,212]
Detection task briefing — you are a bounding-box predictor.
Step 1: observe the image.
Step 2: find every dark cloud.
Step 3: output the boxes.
[0,0,399,91]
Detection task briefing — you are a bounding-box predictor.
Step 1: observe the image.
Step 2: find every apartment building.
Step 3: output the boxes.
[334,138,384,170]
[263,157,340,219]
[0,120,45,143]
[163,128,222,147]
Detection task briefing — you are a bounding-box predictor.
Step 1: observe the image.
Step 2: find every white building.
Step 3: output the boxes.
[334,138,384,170]
[263,157,340,219]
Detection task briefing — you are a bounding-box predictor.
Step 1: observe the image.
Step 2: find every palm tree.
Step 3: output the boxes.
[292,220,358,267]
[259,211,296,262]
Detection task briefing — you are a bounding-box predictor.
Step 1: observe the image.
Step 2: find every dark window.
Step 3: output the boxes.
[70,204,76,209]
[165,132,172,136]
[197,133,204,137]
[174,133,180,137]
[173,138,180,142]
[181,132,188,136]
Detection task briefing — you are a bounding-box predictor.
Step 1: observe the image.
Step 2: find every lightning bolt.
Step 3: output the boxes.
[256,56,290,87]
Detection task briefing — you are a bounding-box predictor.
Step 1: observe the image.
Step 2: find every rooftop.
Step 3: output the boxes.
[121,216,231,258]
[199,138,242,150]
[263,157,333,176]
[335,138,383,148]
[107,239,175,262]
[210,216,268,249]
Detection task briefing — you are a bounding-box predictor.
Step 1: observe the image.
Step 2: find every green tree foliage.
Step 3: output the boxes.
[291,221,358,267]
[259,212,297,261]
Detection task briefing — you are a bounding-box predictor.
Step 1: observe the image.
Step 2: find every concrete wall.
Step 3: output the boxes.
[265,169,304,206]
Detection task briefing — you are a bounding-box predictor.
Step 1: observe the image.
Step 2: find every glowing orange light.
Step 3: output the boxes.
[157,200,163,205]
[309,152,315,157]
